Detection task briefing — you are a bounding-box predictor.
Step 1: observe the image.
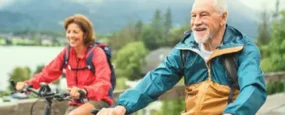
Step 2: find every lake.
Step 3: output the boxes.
[0,46,64,91]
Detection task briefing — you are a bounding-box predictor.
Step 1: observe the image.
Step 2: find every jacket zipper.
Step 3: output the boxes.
[178,48,212,115]
[178,48,211,75]
[75,58,80,86]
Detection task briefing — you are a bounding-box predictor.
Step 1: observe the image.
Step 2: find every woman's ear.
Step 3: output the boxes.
[83,34,87,39]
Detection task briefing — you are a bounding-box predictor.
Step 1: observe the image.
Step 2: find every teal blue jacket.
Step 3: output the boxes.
[116,25,267,115]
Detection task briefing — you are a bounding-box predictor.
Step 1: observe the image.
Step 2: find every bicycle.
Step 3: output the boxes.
[10,80,86,115]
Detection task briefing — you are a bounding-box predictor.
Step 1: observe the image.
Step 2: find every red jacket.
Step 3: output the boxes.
[27,46,113,106]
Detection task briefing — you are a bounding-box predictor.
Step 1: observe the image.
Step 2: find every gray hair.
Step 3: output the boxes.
[213,0,228,14]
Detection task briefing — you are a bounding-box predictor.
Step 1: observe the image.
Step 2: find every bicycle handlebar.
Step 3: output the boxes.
[10,80,91,115]
[10,80,70,101]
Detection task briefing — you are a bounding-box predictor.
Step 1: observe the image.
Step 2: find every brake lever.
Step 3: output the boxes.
[9,80,17,93]
[77,89,87,103]
[54,92,70,101]
[91,109,100,115]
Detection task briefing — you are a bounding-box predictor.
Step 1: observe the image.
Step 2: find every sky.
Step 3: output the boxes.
[0,0,284,11]
[0,0,14,8]
[240,0,285,12]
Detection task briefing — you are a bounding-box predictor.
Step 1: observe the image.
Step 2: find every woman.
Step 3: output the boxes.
[16,14,112,115]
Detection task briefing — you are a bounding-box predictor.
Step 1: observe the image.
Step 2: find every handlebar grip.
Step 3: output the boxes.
[9,80,17,92]
[78,89,86,98]
[91,109,99,115]
[62,92,70,97]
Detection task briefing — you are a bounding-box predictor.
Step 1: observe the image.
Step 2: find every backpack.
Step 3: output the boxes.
[62,42,116,98]
[180,31,239,104]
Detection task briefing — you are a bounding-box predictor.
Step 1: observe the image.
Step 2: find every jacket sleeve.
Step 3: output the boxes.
[27,49,65,89]
[116,48,184,114]
[83,47,112,100]
[223,41,267,115]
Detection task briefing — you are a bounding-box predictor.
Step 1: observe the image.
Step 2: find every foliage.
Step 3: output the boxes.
[139,8,189,50]
[0,90,12,98]
[266,80,285,95]
[34,64,45,74]
[8,66,31,82]
[140,24,161,50]
[256,10,271,46]
[260,10,285,72]
[113,41,149,80]
[7,66,31,91]
[140,9,168,50]
[0,38,6,45]
[115,77,129,90]
[158,98,185,115]
[109,20,144,51]
[168,23,190,46]
[164,8,172,33]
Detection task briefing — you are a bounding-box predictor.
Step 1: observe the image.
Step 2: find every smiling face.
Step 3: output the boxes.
[191,0,227,44]
[66,23,85,48]
[64,14,95,47]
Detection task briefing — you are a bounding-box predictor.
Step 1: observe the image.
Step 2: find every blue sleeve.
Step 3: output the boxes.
[116,48,184,114]
[223,42,267,115]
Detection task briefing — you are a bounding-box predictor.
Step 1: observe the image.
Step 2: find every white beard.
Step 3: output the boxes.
[193,29,211,44]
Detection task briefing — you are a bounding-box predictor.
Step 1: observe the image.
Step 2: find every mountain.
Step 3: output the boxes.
[0,0,259,38]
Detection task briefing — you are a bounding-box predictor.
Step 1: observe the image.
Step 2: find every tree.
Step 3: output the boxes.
[113,41,149,80]
[152,9,167,47]
[34,64,45,74]
[256,10,271,46]
[5,38,12,45]
[261,10,285,72]
[9,66,31,82]
[140,25,160,50]
[160,98,185,115]
[109,21,141,50]
[134,20,143,40]
[32,34,41,46]
[141,9,167,50]
[164,7,172,33]
[266,80,285,95]
[168,23,190,47]
[152,9,164,30]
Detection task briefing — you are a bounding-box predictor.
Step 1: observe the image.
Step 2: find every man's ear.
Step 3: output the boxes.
[221,12,228,26]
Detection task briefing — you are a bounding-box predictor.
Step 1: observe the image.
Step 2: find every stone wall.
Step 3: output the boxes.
[0,99,68,115]
[1,72,285,115]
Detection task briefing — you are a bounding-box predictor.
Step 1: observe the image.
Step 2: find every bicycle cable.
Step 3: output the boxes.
[30,98,41,115]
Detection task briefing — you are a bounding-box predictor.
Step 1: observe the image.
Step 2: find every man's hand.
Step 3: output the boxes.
[97,106,126,115]
[181,113,232,115]
[67,87,86,99]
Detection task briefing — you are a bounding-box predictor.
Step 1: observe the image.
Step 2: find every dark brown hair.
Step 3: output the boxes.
[64,14,95,46]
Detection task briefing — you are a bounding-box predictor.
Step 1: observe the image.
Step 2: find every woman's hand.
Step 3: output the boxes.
[16,82,28,91]
[67,87,87,99]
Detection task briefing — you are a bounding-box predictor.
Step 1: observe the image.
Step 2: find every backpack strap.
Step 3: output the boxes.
[180,50,187,71]
[180,30,192,72]
[62,45,71,70]
[61,43,96,72]
[223,53,239,104]
[86,42,116,99]
[86,43,98,73]
[85,42,112,74]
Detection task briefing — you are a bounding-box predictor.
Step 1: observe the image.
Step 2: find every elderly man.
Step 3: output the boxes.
[97,0,267,115]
